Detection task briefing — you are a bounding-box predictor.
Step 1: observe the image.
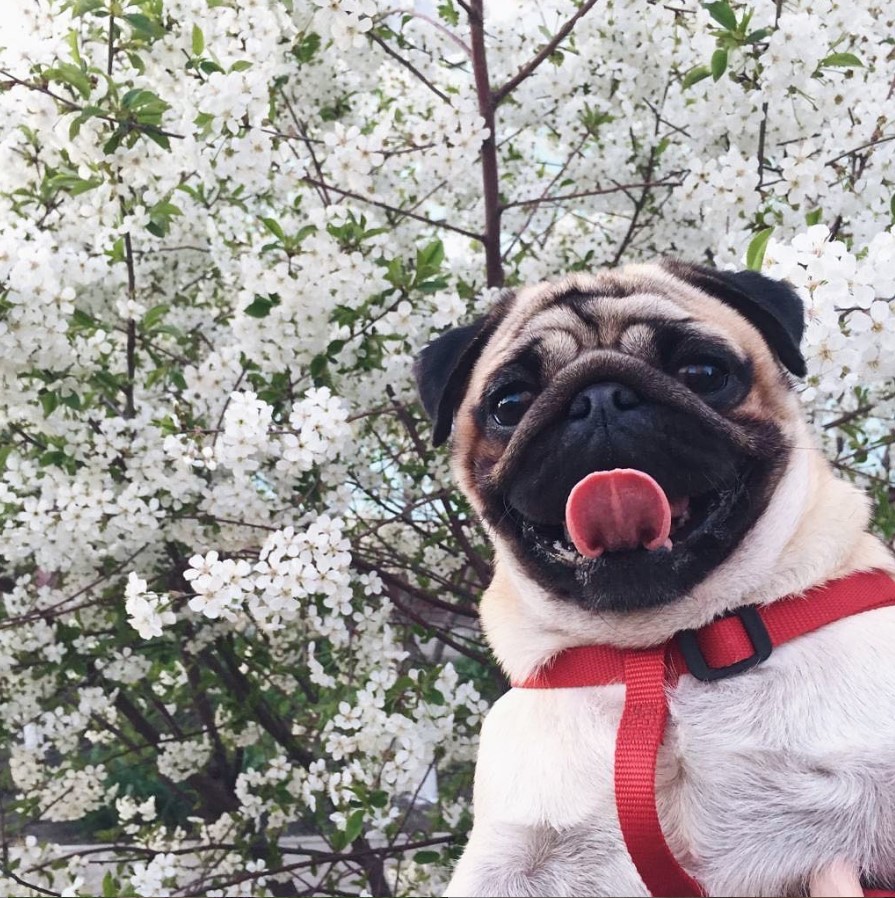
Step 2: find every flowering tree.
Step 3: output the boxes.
[0,0,893,895]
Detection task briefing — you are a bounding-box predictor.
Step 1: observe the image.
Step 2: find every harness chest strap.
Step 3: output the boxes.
[514,569,895,898]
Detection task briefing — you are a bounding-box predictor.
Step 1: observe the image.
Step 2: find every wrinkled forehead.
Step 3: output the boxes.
[468,268,766,394]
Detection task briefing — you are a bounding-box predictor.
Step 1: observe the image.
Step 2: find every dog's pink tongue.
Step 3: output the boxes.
[565,469,672,558]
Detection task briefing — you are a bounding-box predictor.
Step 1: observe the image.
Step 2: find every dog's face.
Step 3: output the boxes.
[415,261,807,614]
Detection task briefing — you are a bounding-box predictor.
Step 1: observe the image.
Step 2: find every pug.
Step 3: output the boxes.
[413,262,895,898]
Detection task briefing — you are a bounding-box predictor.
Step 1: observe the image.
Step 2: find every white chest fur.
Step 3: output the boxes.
[448,608,895,897]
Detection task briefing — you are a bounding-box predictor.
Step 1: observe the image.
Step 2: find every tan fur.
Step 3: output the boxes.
[480,425,895,684]
[440,262,895,896]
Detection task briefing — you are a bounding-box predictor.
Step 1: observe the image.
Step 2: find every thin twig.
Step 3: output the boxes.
[123,232,137,418]
[277,87,332,205]
[175,836,455,896]
[610,90,672,265]
[106,14,115,76]
[0,868,60,897]
[299,174,482,240]
[0,542,149,630]
[369,31,450,103]
[825,134,895,167]
[210,367,247,450]
[492,0,601,105]
[504,177,683,208]
[379,8,472,56]
[502,130,591,260]
[822,391,895,430]
[0,70,184,141]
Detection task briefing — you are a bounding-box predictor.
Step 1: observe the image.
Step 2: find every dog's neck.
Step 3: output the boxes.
[480,426,895,683]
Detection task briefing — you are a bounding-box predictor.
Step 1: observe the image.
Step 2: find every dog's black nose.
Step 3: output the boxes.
[568,382,642,420]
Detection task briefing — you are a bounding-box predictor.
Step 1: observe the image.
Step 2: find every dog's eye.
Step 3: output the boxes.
[676,362,728,394]
[491,386,535,427]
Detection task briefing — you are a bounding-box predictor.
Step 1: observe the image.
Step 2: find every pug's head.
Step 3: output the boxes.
[414,261,806,614]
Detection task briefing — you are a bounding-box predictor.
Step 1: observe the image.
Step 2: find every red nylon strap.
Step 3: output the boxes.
[519,570,895,690]
[513,569,895,897]
[667,569,895,675]
[615,647,703,897]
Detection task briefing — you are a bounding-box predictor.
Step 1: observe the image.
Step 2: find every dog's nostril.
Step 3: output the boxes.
[568,382,642,419]
[568,394,591,419]
[612,385,640,411]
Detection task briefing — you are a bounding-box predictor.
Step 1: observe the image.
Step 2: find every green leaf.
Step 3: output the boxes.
[0,443,14,473]
[40,449,70,468]
[68,104,104,139]
[44,62,92,100]
[744,27,773,43]
[124,12,165,41]
[102,871,118,898]
[141,304,169,330]
[745,226,774,271]
[72,0,105,16]
[66,30,83,65]
[805,208,823,226]
[344,809,365,845]
[144,129,171,151]
[46,173,103,196]
[413,850,441,864]
[437,1,459,26]
[70,309,97,330]
[682,65,712,89]
[415,239,445,283]
[146,199,182,236]
[368,790,389,809]
[244,295,280,318]
[711,47,728,81]
[191,24,205,56]
[890,194,895,220]
[121,88,167,111]
[704,1,737,30]
[230,60,253,72]
[260,217,285,241]
[295,224,318,243]
[819,52,863,68]
[294,31,321,64]
[39,391,59,416]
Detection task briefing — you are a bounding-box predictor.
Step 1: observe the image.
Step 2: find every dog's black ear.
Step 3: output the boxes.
[664,261,807,377]
[414,318,491,447]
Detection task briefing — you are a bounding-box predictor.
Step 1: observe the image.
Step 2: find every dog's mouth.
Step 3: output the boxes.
[507,467,745,566]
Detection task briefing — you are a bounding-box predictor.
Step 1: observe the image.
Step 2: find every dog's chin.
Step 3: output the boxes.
[497,460,771,613]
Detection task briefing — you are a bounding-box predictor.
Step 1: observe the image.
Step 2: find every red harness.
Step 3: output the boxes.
[514,569,895,897]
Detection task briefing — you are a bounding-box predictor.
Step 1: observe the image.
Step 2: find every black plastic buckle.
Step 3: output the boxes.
[677,605,772,682]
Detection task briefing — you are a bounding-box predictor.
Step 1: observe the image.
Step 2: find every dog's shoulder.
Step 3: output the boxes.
[472,684,624,829]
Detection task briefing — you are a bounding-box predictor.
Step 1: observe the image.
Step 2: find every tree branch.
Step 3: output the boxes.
[204,643,316,768]
[0,70,184,141]
[106,14,115,76]
[822,391,895,430]
[468,0,504,287]
[276,88,332,206]
[504,177,683,208]
[179,836,455,896]
[123,231,137,419]
[502,130,591,260]
[298,174,482,240]
[369,31,450,103]
[492,0,601,106]
[825,134,895,167]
